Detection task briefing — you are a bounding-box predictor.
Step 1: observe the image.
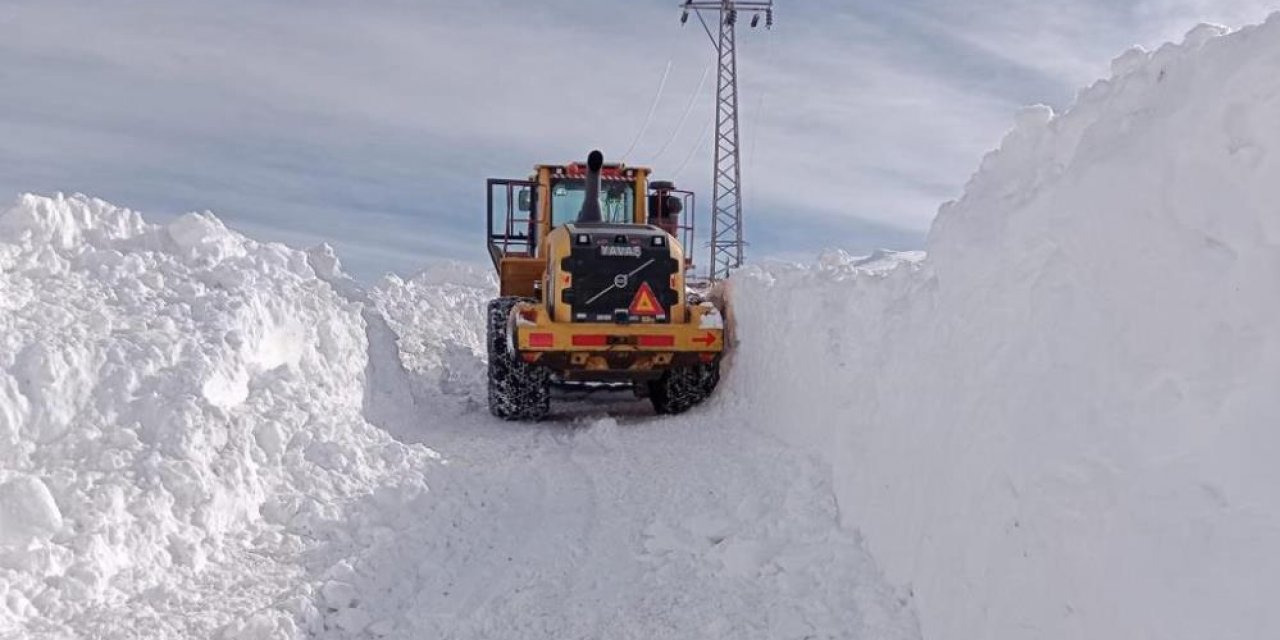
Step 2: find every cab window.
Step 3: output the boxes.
[550,179,634,226]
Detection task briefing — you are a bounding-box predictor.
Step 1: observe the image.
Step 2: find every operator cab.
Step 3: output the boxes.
[486,156,698,298]
[549,174,635,226]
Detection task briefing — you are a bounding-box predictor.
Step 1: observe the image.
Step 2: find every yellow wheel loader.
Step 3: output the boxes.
[485,150,724,420]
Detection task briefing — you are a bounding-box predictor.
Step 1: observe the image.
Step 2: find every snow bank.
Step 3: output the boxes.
[0,194,435,638]
[726,18,1280,640]
[370,266,490,396]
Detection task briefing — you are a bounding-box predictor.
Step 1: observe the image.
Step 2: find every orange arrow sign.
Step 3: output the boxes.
[693,332,717,346]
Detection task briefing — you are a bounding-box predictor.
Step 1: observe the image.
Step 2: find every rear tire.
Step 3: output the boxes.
[649,361,720,415]
[487,297,550,421]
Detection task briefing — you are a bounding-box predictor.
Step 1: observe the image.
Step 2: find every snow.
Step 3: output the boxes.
[0,193,436,638]
[729,18,1280,640]
[0,193,916,639]
[0,476,63,545]
[325,413,916,639]
[4,14,1280,640]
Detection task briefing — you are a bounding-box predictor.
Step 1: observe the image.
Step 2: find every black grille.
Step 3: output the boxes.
[561,227,678,323]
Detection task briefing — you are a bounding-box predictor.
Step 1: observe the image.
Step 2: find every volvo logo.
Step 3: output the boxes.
[613,274,629,288]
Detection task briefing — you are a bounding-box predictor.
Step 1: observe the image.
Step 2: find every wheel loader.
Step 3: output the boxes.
[485,150,724,420]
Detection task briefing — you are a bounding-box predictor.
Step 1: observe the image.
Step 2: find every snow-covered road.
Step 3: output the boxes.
[329,400,918,639]
[324,269,921,639]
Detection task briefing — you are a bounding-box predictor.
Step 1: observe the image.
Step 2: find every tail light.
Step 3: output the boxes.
[637,335,675,347]
[571,335,609,347]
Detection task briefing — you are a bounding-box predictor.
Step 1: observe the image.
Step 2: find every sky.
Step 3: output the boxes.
[1,0,1278,280]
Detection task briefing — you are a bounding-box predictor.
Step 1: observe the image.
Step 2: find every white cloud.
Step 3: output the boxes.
[2,0,1277,279]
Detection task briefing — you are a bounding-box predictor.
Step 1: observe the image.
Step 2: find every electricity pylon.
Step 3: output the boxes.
[680,1,773,280]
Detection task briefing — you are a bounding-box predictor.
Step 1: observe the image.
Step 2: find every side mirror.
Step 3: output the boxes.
[517,189,532,212]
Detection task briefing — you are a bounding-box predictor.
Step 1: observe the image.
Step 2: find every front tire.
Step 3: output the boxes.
[487,297,550,421]
[649,361,720,415]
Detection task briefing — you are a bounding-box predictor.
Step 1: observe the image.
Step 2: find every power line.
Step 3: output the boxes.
[673,110,715,179]
[620,60,673,163]
[650,64,712,165]
[744,32,775,208]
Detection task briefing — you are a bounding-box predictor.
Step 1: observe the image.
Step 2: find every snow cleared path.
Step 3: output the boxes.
[330,404,919,639]
[323,270,921,640]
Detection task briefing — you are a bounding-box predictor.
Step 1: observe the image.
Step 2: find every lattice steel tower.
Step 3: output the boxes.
[680,0,773,280]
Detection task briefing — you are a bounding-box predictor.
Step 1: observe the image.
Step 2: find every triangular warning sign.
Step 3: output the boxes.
[628,282,662,316]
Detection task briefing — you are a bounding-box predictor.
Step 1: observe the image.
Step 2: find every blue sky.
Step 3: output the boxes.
[1,0,1276,280]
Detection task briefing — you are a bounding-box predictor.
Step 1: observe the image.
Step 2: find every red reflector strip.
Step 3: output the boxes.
[637,335,675,347]
[529,333,554,348]
[571,335,609,347]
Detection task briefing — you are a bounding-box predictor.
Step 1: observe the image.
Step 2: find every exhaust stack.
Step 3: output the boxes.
[576,150,605,224]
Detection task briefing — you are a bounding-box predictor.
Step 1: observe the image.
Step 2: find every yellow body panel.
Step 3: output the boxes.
[497,257,543,298]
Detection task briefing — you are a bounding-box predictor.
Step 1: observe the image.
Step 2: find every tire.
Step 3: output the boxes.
[487,297,551,421]
[648,361,720,415]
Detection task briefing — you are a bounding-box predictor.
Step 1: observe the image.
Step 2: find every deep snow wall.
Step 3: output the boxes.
[0,194,437,638]
[726,20,1280,640]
